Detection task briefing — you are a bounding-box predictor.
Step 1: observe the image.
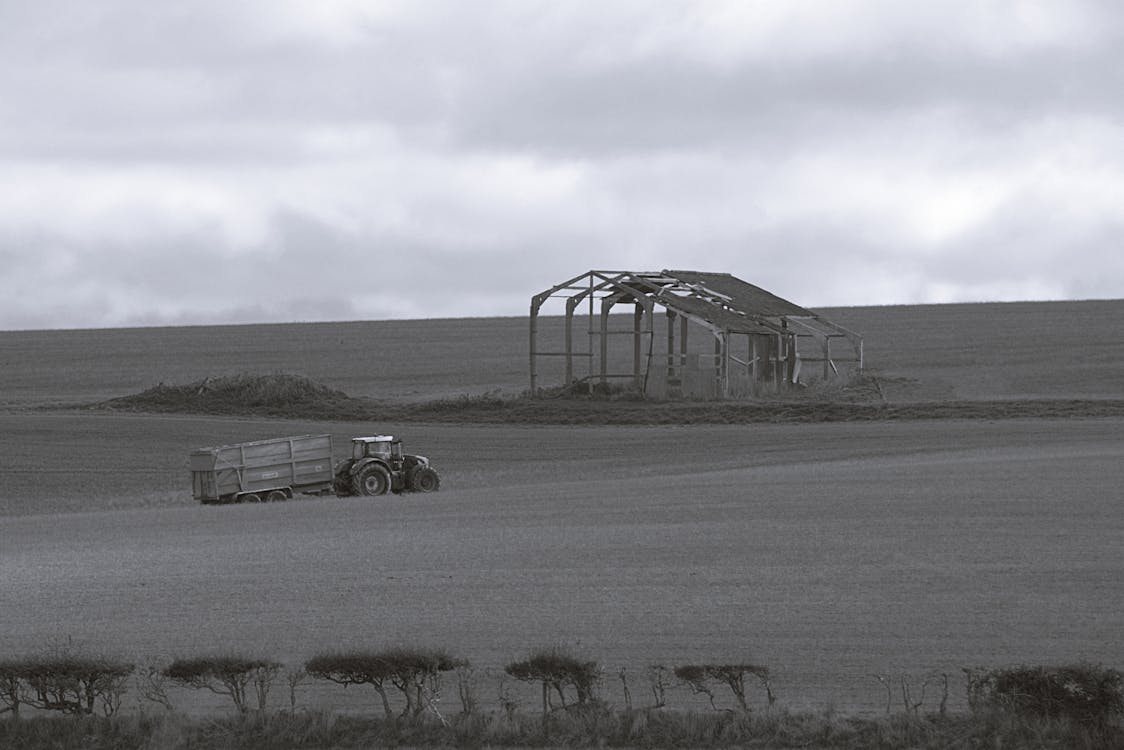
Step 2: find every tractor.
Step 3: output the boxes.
[333,435,441,496]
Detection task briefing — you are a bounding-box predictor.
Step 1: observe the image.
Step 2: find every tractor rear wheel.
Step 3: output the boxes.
[411,467,441,493]
[354,465,391,496]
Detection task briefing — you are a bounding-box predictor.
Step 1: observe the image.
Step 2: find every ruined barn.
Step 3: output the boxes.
[529,270,862,399]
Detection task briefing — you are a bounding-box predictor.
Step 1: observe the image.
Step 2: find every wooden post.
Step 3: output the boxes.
[666,310,676,379]
[633,303,643,388]
[587,281,595,381]
[680,315,688,369]
[564,297,579,384]
[774,334,782,390]
[749,335,756,389]
[529,302,538,395]
[786,334,797,386]
[600,298,612,385]
[715,333,727,399]
[823,336,831,381]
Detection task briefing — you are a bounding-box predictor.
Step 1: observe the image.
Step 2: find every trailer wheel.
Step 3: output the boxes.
[411,467,441,493]
[267,490,288,502]
[354,465,391,496]
[242,493,263,503]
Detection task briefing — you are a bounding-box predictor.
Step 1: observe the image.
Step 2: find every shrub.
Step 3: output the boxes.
[505,646,600,714]
[306,651,395,718]
[380,647,462,719]
[305,648,462,720]
[0,661,23,717]
[965,664,1124,724]
[674,663,774,712]
[134,662,174,713]
[7,654,133,716]
[163,655,280,714]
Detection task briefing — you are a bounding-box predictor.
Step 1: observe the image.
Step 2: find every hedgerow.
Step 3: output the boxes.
[3,643,1123,749]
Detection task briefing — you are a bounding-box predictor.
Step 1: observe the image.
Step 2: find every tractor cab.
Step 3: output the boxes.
[352,435,400,462]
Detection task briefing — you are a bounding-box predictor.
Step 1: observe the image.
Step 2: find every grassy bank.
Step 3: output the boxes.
[3,707,1123,750]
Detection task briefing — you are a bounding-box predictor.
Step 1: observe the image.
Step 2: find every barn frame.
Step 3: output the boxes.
[529,269,863,399]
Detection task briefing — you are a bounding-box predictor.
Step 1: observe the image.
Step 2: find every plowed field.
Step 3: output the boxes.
[1,300,1122,714]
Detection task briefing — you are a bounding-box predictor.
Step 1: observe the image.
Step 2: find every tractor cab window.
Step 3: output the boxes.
[390,441,403,459]
[353,441,391,459]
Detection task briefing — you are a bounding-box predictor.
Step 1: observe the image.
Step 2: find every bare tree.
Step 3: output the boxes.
[305,651,395,718]
[381,648,458,718]
[285,669,306,713]
[17,648,133,717]
[900,674,932,716]
[136,663,175,713]
[674,665,719,711]
[871,672,932,716]
[871,674,893,715]
[494,670,520,719]
[647,664,671,709]
[505,646,600,715]
[454,662,478,715]
[306,648,460,721]
[934,672,950,717]
[252,662,280,712]
[674,664,772,713]
[163,656,280,714]
[0,662,22,717]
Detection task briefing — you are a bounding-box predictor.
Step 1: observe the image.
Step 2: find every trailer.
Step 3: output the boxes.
[189,434,335,504]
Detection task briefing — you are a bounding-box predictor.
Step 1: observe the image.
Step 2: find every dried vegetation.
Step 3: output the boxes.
[90,371,1124,424]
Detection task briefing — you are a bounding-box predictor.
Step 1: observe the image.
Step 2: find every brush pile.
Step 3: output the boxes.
[99,373,355,416]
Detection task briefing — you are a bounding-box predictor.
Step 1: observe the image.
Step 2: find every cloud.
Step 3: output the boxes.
[1,0,1122,329]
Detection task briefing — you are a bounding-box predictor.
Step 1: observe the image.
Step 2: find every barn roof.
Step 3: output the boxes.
[661,270,815,318]
[529,269,864,396]
[531,268,856,340]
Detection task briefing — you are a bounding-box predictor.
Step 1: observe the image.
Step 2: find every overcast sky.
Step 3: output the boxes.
[2,1,1121,329]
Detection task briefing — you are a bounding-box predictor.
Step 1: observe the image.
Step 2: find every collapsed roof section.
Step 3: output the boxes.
[529,269,863,398]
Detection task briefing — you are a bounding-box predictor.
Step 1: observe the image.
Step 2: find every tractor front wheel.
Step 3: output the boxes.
[411,467,441,493]
[354,465,391,496]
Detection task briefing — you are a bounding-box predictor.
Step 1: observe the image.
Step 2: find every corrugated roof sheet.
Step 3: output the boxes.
[654,290,777,335]
[662,270,814,318]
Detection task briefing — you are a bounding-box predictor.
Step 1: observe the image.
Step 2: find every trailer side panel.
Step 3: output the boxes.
[190,434,335,502]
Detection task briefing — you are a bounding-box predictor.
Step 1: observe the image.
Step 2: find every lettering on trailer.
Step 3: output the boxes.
[260,471,280,479]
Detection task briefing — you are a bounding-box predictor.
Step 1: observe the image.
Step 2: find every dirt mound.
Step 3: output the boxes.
[98,373,360,416]
[91,374,1124,424]
[391,396,1124,424]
